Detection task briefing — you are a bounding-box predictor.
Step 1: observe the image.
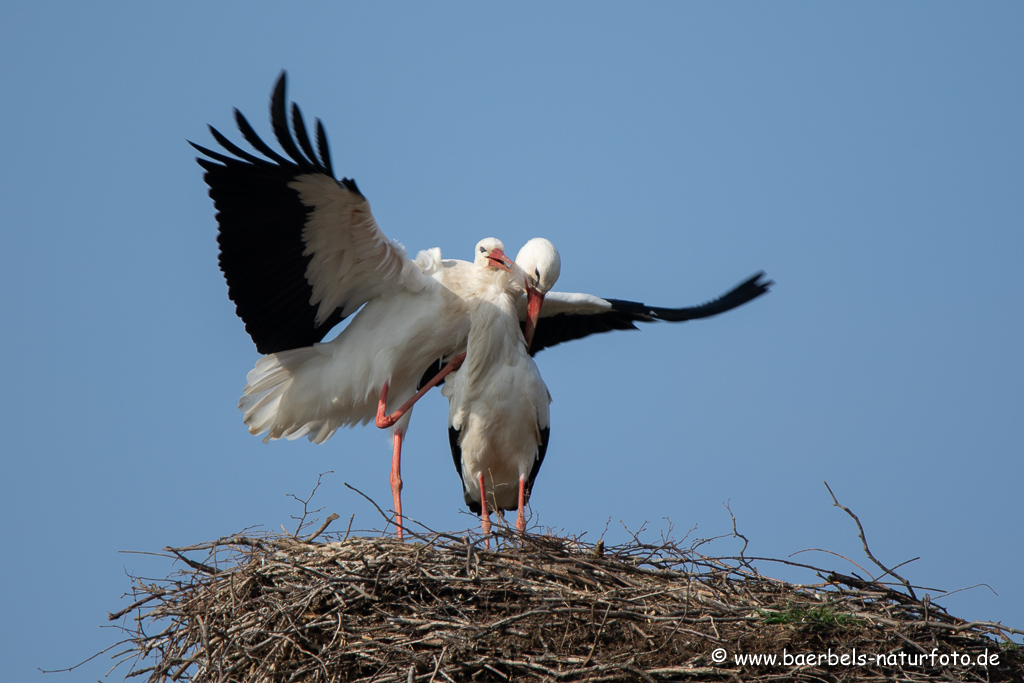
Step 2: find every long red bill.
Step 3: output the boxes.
[524,286,544,350]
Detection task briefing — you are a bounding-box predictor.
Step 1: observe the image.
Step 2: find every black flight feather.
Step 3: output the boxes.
[271,76,308,165]
[316,119,333,176]
[291,102,318,166]
[193,71,353,353]
[234,109,291,167]
[527,272,772,355]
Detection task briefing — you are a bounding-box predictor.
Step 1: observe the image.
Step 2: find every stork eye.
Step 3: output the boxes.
[479,246,486,253]
[534,268,541,280]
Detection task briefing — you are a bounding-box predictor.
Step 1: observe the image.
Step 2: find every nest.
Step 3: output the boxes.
[106,510,1024,683]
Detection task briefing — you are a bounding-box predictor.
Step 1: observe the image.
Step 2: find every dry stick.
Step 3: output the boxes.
[306,513,341,542]
[428,645,447,683]
[166,549,220,576]
[289,470,334,537]
[723,500,750,560]
[108,590,167,621]
[344,481,401,535]
[38,640,128,674]
[580,603,612,668]
[823,480,918,600]
[935,582,998,600]
[790,546,872,577]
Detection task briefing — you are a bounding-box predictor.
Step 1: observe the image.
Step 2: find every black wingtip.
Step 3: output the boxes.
[270,71,309,165]
[748,270,774,291]
[599,270,774,325]
[341,177,363,198]
[316,118,333,177]
[744,271,775,299]
[656,270,774,321]
[273,70,287,102]
[291,102,318,165]
[197,71,353,354]
[733,271,774,304]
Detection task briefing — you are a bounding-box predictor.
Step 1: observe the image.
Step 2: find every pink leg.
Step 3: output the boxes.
[516,475,527,534]
[478,474,492,542]
[390,431,404,540]
[376,353,467,429]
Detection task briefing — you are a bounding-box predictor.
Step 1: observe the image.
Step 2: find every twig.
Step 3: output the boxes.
[823,480,917,600]
[306,513,341,542]
[289,471,333,537]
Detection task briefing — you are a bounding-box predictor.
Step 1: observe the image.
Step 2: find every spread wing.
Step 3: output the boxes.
[523,272,773,355]
[192,71,422,354]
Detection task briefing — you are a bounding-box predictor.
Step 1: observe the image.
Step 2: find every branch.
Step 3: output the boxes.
[823,480,917,599]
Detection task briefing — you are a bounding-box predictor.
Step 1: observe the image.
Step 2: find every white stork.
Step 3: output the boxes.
[443,238,561,537]
[193,72,772,537]
[192,73,518,538]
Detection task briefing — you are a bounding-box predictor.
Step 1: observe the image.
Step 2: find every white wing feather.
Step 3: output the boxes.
[289,173,430,326]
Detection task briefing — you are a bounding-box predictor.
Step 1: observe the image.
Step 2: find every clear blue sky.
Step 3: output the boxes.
[2,3,1021,678]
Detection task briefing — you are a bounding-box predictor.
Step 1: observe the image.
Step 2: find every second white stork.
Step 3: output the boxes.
[443,238,562,537]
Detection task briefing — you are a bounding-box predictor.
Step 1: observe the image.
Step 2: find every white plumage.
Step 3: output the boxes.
[444,238,561,535]
[239,245,481,444]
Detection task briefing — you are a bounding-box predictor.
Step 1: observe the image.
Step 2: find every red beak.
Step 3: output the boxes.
[486,248,513,272]
[524,286,544,350]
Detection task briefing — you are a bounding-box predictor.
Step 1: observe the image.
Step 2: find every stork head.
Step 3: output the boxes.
[474,237,513,272]
[513,238,561,349]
